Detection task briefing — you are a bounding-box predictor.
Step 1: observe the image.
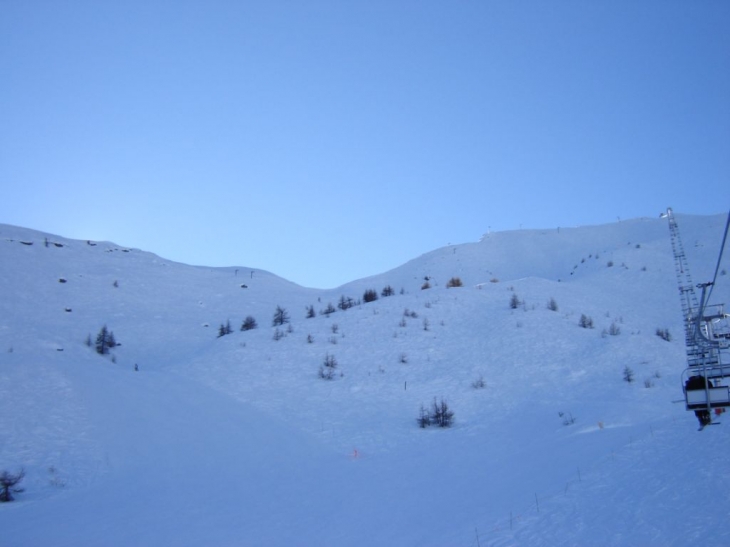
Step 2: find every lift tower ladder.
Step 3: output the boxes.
[667,208,697,339]
[666,208,715,367]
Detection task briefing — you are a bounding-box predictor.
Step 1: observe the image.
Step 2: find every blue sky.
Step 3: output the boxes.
[1,1,728,288]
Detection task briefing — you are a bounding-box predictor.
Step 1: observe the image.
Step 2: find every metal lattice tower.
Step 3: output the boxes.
[667,209,700,347]
[667,208,721,369]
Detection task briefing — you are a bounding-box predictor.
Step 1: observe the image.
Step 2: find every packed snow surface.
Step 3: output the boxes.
[1,213,729,546]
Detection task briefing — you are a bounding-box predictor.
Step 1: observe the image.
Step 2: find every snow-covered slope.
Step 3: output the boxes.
[1,213,729,546]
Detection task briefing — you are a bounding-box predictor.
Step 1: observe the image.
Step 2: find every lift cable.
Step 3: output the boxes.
[703,209,730,309]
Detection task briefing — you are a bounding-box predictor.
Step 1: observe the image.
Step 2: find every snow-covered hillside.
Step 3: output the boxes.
[1,213,729,546]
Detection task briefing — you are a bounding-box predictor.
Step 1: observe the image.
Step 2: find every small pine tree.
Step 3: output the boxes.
[95,325,116,355]
[306,305,316,319]
[363,289,378,303]
[272,306,290,327]
[509,293,521,309]
[579,314,594,329]
[321,303,336,316]
[547,297,558,311]
[381,285,395,297]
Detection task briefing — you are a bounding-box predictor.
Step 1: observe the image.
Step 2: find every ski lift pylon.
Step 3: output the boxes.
[666,208,730,421]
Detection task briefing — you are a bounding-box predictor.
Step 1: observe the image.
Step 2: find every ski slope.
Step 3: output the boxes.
[1,213,729,546]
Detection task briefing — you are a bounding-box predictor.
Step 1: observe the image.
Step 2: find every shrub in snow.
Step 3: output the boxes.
[578,314,594,329]
[363,289,378,303]
[319,353,338,380]
[559,411,576,426]
[272,328,285,341]
[48,466,65,488]
[381,285,395,297]
[623,365,635,383]
[472,375,486,389]
[655,328,671,342]
[417,404,431,428]
[430,398,454,428]
[321,303,336,316]
[0,469,25,502]
[306,305,316,319]
[421,280,431,290]
[220,320,234,338]
[509,293,520,309]
[272,306,290,326]
[399,353,408,364]
[418,398,454,428]
[241,316,257,331]
[446,277,463,288]
[608,321,621,336]
[547,297,558,311]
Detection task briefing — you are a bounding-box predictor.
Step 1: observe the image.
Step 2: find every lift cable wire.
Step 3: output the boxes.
[703,209,730,309]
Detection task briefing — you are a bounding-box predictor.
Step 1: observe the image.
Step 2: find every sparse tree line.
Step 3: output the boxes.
[215,286,406,339]
[214,277,470,340]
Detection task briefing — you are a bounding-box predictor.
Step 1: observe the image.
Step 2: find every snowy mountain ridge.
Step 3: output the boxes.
[1,213,729,546]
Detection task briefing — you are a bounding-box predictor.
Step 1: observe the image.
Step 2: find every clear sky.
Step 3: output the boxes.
[1,1,728,288]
